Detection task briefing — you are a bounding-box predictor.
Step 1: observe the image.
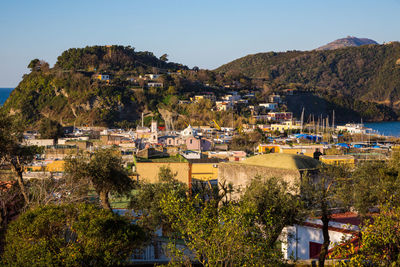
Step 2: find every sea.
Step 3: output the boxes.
[364,122,400,137]
[0,88,13,106]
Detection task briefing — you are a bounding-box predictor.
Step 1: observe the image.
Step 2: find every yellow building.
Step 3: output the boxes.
[191,162,219,181]
[320,155,355,166]
[46,160,65,172]
[96,74,110,82]
[270,121,302,132]
[280,145,324,158]
[258,144,281,153]
[25,160,65,172]
[135,162,191,185]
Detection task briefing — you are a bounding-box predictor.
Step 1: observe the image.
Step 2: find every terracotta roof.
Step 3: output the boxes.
[330,212,362,226]
[0,181,16,192]
[302,222,357,234]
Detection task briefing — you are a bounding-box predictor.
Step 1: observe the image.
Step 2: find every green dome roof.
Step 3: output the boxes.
[241,153,320,170]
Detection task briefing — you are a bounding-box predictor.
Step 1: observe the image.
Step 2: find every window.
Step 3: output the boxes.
[190,139,192,144]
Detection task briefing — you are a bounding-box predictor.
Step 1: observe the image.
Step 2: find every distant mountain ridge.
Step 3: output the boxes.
[215,42,400,121]
[316,36,378,50]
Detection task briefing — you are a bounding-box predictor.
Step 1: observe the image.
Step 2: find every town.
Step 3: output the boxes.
[2,73,398,265]
[2,1,400,264]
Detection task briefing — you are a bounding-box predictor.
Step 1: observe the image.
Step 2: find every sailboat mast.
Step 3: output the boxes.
[300,107,304,134]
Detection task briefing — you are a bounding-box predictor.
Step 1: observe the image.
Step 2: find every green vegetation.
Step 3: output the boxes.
[1,45,190,127]
[65,148,134,211]
[3,43,400,126]
[1,203,145,266]
[217,42,400,121]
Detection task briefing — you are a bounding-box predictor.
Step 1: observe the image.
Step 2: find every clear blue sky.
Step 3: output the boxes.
[1,0,399,87]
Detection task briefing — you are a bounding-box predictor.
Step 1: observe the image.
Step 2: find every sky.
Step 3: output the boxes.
[0,0,400,87]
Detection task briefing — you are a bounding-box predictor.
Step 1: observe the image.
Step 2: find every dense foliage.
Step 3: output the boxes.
[1,204,145,266]
[55,45,185,72]
[217,42,400,120]
[65,148,134,211]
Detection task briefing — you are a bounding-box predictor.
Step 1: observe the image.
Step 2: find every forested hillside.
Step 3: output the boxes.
[1,46,190,127]
[216,42,400,109]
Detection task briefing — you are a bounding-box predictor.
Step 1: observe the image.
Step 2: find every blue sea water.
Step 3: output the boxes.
[0,88,13,106]
[365,122,400,137]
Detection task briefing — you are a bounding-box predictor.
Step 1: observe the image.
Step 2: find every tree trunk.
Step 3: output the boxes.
[318,206,330,267]
[99,190,112,211]
[11,160,29,204]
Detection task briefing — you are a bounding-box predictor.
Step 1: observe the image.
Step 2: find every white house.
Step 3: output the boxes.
[148,82,163,88]
[259,103,278,111]
[281,213,359,260]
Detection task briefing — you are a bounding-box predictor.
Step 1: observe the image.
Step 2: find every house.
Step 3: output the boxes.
[148,82,163,88]
[336,123,375,135]
[147,74,161,80]
[222,92,241,102]
[281,212,360,260]
[215,101,233,111]
[189,158,221,181]
[259,103,278,111]
[268,112,293,122]
[164,136,183,146]
[95,74,110,82]
[258,144,281,153]
[135,162,191,185]
[192,94,216,102]
[24,139,55,147]
[185,137,213,151]
[320,155,355,166]
[269,94,282,103]
[270,120,301,132]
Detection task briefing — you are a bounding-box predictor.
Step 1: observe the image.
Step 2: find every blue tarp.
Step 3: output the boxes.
[294,134,321,141]
[336,143,350,149]
[353,144,364,148]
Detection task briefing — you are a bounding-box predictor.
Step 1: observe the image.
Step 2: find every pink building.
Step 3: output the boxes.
[267,112,293,122]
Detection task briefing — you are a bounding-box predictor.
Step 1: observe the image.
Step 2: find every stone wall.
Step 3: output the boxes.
[136,162,190,184]
[218,162,301,199]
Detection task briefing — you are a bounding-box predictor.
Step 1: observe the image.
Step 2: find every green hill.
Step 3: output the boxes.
[216,42,400,110]
[1,45,188,127]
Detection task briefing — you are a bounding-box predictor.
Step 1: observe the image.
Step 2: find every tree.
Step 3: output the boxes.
[301,165,350,267]
[159,54,168,62]
[241,176,305,248]
[1,203,146,266]
[331,204,400,266]
[0,114,40,204]
[348,160,400,218]
[161,193,283,266]
[27,59,40,71]
[65,148,134,211]
[129,166,187,234]
[38,118,64,141]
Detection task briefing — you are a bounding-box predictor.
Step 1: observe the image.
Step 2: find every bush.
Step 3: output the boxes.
[1,203,146,266]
